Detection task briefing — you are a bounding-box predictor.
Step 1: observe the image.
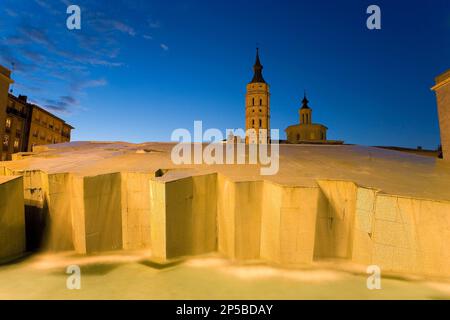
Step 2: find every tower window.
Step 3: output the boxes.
[260,99,262,106]
[252,119,255,126]
[252,98,255,106]
[259,119,262,127]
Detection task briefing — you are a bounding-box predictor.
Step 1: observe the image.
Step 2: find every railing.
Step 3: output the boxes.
[6,106,27,118]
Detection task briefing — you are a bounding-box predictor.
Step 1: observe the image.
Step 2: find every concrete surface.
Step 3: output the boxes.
[1,142,450,279]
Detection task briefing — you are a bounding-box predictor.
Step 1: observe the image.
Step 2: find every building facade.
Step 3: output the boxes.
[4,94,30,159]
[432,69,450,160]
[0,65,14,160]
[285,94,328,143]
[27,103,72,152]
[0,65,74,161]
[245,49,270,144]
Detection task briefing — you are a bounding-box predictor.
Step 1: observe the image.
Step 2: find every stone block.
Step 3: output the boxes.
[0,176,25,261]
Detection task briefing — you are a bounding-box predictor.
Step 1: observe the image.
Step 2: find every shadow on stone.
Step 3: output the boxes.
[24,201,49,252]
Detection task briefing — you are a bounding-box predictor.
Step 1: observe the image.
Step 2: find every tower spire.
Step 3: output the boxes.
[250,48,266,84]
[301,91,310,109]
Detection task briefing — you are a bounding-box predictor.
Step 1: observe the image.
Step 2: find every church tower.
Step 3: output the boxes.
[245,48,270,144]
[299,93,312,124]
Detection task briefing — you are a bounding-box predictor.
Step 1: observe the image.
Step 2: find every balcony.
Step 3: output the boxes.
[6,106,27,118]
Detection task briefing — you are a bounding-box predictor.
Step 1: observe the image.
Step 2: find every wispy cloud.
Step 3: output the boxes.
[1,1,167,116]
[148,19,161,29]
[44,95,79,114]
[33,0,60,15]
[92,19,137,37]
[4,8,18,17]
[72,78,108,92]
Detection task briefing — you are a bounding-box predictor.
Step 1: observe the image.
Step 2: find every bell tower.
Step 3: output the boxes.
[245,48,270,144]
[299,92,312,125]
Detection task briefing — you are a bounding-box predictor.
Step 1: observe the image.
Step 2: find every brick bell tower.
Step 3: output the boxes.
[245,48,270,144]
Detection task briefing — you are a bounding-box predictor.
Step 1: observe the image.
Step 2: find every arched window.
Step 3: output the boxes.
[252,98,255,106]
[260,98,262,106]
[259,119,262,127]
[302,114,305,124]
[252,119,255,126]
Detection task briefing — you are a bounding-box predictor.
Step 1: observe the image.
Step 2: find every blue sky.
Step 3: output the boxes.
[1,0,449,148]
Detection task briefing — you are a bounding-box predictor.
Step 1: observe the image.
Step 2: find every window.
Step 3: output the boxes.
[259,119,262,127]
[252,98,255,106]
[33,130,38,138]
[3,135,9,150]
[13,139,19,152]
[5,118,11,129]
[297,134,300,141]
[260,99,262,106]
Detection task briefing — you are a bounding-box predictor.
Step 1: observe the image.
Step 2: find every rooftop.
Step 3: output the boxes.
[2,141,450,202]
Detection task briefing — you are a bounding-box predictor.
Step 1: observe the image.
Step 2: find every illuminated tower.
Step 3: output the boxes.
[245,48,270,144]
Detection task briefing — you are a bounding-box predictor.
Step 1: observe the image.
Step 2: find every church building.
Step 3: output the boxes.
[285,94,328,143]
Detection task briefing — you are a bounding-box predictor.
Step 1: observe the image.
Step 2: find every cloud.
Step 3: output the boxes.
[148,19,161,29]
[111,21,136,36]
[43,95,79,114]
[85,78,107,87]
[2,36,27,46]
[160,43,169,51]
[20,49,47,63]
[33,0,60,15]
[4,8,18,17]
[92,19,137,37]
[19,26,54,49]
[73,78,108,91]
[143,34,153,40]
